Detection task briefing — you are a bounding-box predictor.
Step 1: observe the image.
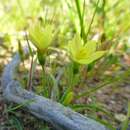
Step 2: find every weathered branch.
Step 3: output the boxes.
[1,52,108,130]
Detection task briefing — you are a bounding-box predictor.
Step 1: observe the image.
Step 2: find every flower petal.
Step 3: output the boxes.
[77,51,106,64]
[84,41,97,55]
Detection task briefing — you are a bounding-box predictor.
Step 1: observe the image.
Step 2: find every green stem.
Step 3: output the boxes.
[75,0,85,41]
[85,0,100,43]
[25,33,34,90]
[27,55,34,90]
[37,51,46,69]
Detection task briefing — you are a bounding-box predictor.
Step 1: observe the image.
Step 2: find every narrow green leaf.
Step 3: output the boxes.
[122,102,130,130]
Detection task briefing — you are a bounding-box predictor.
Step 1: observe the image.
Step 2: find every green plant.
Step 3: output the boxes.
[28,22,54,74]
[1,0,130,130]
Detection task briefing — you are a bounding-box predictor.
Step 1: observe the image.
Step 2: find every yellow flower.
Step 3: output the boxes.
[66,34,106,64]
[29,23,54,52]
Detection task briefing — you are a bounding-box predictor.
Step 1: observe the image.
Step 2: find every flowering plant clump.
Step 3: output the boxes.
[66,34,106,65]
